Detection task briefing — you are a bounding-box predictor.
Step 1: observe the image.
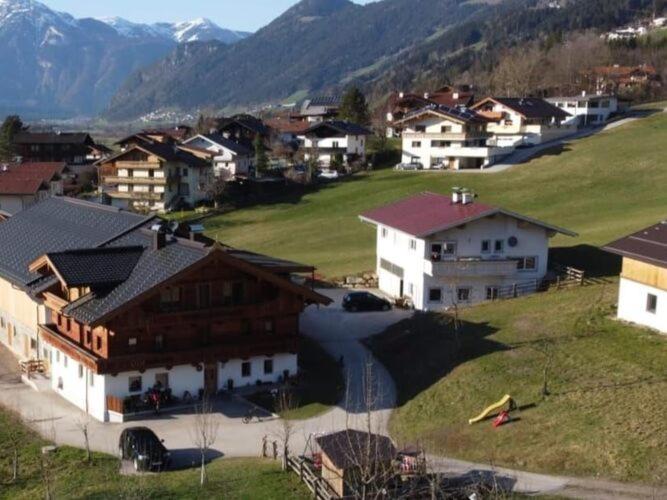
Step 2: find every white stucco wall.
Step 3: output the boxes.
[617,278,667,333]
[374,212,551,311]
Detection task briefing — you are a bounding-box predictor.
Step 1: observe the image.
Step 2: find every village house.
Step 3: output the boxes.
[584,64,662,94]
[359,190,576,310]
[0,162,69,215]
[13,132,98,165]
[472,97,574,147]
[296,95,342,123]
[99,142,213,212]
[300,121,372,169]
[386,85,475,137]
[547,93,619,126]
[182,134,254,179]
[218,114,270,149]
[396,104,512,170]
[0,197,330,422]
[603,222,667,334]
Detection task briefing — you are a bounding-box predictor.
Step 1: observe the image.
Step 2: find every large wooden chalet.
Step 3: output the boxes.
[0,197,329,422]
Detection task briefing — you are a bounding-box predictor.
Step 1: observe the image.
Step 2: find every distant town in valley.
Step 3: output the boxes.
[1,0,667,499]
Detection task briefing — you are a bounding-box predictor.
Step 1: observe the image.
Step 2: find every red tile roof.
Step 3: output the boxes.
[0,162,66,195]
[360,192,576,238]
[0,176,47,195]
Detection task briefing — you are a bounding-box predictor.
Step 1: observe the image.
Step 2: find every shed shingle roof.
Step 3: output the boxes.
[46,246,144,287]
[315,430,396,470]
[603,222,667,268]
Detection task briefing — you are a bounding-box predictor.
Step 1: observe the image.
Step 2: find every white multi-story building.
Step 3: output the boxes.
[547,93,618,126]
[604,222,667,333]
[300,121,372,168]
[101,142,212,212]
[182,134,254,179]
[472,97,574,147]
[360,190,576,310]
[396,104,513,170]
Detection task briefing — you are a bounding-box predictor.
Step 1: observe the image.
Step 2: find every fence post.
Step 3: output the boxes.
[300,460,304,480]
[512,284,517,298]
[556,275,561,289]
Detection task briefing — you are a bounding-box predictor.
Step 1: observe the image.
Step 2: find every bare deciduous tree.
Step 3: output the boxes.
[190,396,220,486]
[273,389,296,471]
[74,415,92,464]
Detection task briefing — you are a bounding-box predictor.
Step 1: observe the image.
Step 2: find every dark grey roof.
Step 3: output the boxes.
[306,95,342,108]
[0,197,151,287]
[64,229,209,324]
[47,246,144,287]
[398,103,488,125]
[488,97,570,119]
[306,120,372,137]
[201,134,253,156]
[315,430,396,470]
[14,132,93,145]
[218,115,268,136]
[603,221,667,269]
[103,142,211,169]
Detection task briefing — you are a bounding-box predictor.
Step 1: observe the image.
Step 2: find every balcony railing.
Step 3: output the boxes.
[439,146,515,159]
[403,132,489,141]
[104,176,168,185]
[425,258,519,277]
[107,190,164,201]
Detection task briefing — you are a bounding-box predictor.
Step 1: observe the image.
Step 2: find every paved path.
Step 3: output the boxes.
[2,289,666,497]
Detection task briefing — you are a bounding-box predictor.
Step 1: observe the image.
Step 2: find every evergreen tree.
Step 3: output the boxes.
[338,87,370,126]
[0,115,24,161]
[254,134,269,176]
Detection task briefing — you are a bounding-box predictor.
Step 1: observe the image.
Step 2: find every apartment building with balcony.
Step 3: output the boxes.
[396,104,513,170]
[546,93,618,127]
[0,196,330,422]
[300,121,372,168]
[472,97,574,147]
[359,191,576,310]
[100,141,213,212]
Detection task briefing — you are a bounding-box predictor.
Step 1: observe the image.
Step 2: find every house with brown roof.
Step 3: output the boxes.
[472,97,574,147]
[0,162,68,215]
[604,222,667,333]
[359,190,575,310]
[395,104,512,170]
[13,132,97,165]
[585,64,662,94]
[99,142,213,212]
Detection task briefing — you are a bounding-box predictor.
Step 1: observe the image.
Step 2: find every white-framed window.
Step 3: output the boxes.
[457,288,472,302]
[381,227,388,238]
[89,372,94,387]
[160,286,181,305]
[64,355,68,368]
[428,288,442,303]
[56,350,60,363]
[481,240,491,254]
[486,286,500,301]
[242,362,252,378]
[128,337,138,347]
[411,141,422,148]
[516,256,538,271]
[647,293,658,314]
[431,242,456,261]
[409,239,417,251]
[78,364,84,378]
[494,239,504,254]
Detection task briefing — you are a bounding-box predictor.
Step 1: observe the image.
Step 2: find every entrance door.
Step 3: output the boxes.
[204,364,218,395]
[399,280,404,298]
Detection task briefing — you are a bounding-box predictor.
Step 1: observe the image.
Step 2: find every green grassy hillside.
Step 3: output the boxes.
[366,284,667,483]
[206,109,667,277]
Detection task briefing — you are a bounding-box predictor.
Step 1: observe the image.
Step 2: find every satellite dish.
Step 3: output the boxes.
[508,236,518,248]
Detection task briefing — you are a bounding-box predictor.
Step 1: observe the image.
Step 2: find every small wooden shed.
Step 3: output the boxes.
[315,430,397,498]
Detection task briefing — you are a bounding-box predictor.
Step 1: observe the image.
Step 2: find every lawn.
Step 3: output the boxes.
[364,283,667,484]
[246,337,344,420]
[202,108,667,278]
[0,408,309,499]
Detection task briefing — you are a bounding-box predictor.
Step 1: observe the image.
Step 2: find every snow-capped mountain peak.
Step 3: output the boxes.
[98,16,249,44]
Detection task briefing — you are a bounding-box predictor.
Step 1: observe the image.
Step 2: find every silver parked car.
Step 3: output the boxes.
[394,162,423,171]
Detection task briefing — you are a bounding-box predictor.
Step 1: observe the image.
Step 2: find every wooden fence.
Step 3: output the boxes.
[493,265,588,302]
[286,456,338,500]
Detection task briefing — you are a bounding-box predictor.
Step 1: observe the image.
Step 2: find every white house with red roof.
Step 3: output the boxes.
[359,190,576,310]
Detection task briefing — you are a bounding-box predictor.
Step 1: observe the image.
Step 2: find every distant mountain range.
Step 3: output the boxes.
[0,0,654,121]
[0,0,248,117]
[106,0,656,121]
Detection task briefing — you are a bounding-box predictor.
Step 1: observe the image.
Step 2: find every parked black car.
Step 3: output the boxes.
[118,427,171,472]
[342,292,392,312]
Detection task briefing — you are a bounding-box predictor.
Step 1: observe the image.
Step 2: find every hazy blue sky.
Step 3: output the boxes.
[42,1,373,32]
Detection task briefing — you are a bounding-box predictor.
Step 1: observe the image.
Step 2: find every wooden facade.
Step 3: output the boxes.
[621,257,667,291]
[39,255,311,375]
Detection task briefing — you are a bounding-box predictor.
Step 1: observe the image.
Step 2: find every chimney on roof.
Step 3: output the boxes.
[424,92,430,99]
[398,91,404,99]
[453,92,460,99]
[153,228,167,250]
[581,90,587,97]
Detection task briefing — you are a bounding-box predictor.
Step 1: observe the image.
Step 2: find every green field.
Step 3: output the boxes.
[202,108,667,278]
[0,408,308,500]
[365,284,667,483]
